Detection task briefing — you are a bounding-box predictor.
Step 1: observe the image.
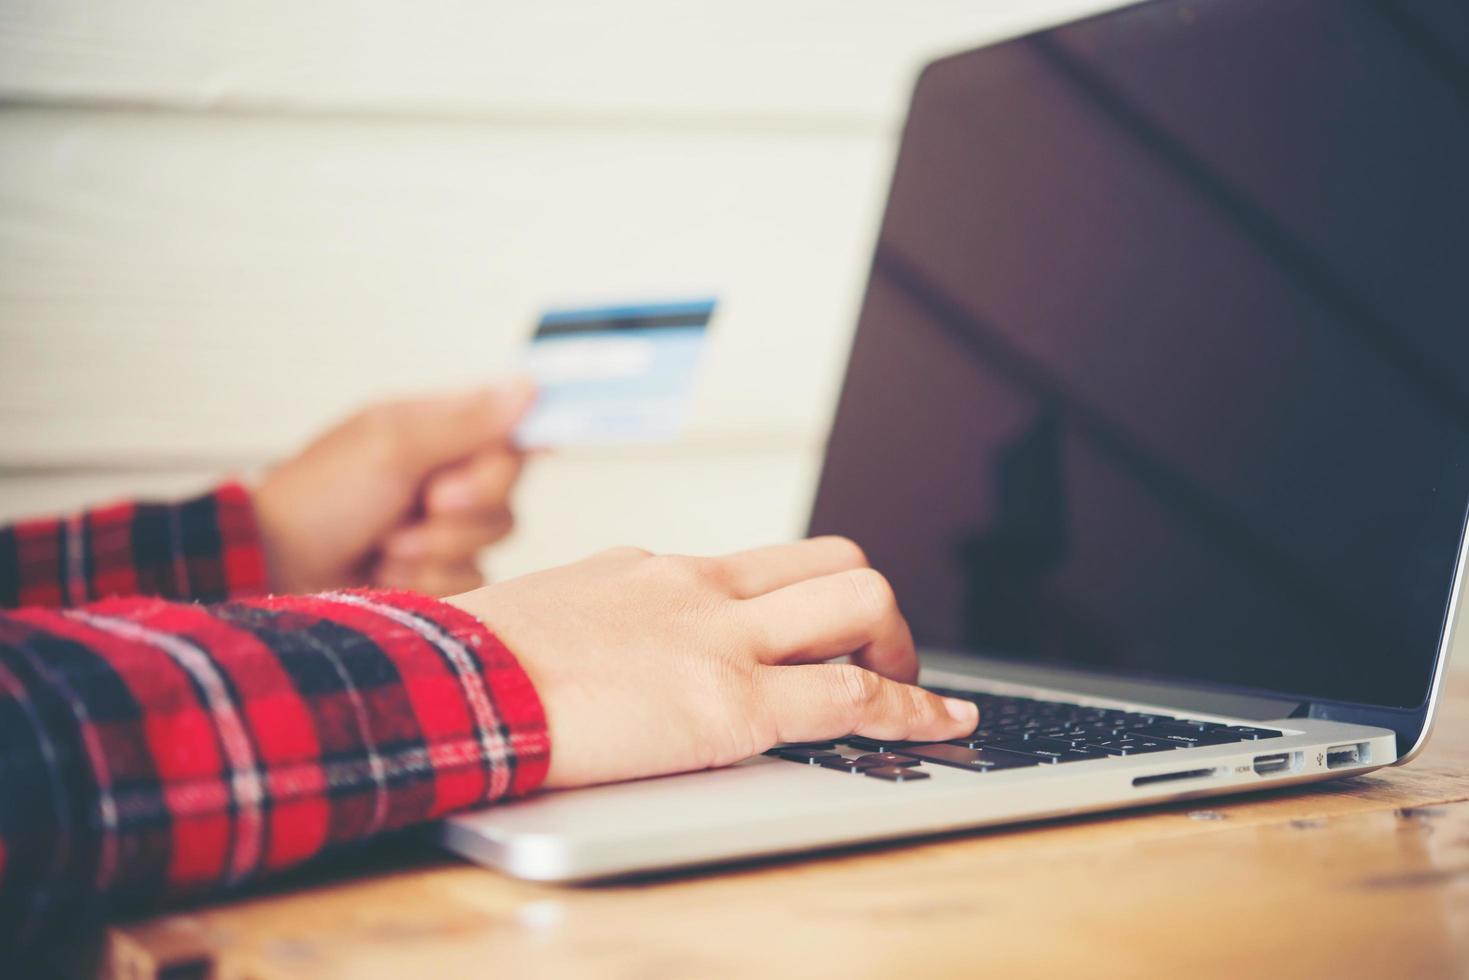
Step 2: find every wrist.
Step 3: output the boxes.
[389,588,554,796]
[442,587,572,788]
[251,477,294,593]
[251,470,323,594]
[249,589,551,804]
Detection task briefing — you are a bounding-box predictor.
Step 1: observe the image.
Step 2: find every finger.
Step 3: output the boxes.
[388,378,536,478]
[589,545,655,566]
[714,536,870,599]
[741,567,918,683]
[425,450,524,516]
[372,558,485,597]
[755,664,978,745]
[382,513,514,563]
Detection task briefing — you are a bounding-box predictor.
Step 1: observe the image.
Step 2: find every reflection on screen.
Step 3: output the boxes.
[809,0,1469,709]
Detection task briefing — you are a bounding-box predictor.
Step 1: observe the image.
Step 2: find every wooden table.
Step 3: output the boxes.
[102,668,1469,980]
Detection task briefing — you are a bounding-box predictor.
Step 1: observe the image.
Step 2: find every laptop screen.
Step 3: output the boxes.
[808,0,1469,711]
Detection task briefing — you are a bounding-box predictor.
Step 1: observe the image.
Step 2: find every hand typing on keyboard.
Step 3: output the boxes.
[767,691,1285,783]
[445,537,979,789]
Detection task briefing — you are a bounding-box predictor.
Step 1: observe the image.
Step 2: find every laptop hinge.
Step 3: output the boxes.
[920,649,1309,722]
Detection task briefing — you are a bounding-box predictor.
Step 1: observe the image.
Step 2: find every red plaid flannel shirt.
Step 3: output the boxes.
[0,482,549,950]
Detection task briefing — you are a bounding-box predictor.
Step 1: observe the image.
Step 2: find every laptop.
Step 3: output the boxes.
[442,0,1469,880]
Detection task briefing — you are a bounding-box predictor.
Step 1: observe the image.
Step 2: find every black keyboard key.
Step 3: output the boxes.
[1126,737,1187,752]
[1174,719,1230,731]
[1147,720,1242,736]
[855,753,921,767]
[774,748,841,764]
[765,741,834,756]
[984,736,1113,763]
[1224,726,1284,740]
[864,765,931,782]
[1067,723,1122,736]
[1001,725,1057,739]
[1072,724,1134,738]
[819,755,884,773]
[1136,721,1207,735]
[914,691,1261,762]
[983,735,1069,753]
[900,743,1041,771]
[1038,731,1097,746]
[946,735,994,749]
[1087,738,1179,755]
[842,736,920,753]
[1134,726,1246,747]
[1100,711,1135,720]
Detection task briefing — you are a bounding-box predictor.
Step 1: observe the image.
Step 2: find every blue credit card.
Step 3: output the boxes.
[513,298,716,449]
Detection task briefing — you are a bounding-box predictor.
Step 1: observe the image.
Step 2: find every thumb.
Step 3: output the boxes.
[386,378,536,476]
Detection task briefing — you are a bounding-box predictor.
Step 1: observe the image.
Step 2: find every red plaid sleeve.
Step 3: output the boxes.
[0,481,269,609]
[0,588,549,951]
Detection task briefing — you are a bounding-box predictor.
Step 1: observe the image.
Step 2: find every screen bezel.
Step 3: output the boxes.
[807,7,1469,758]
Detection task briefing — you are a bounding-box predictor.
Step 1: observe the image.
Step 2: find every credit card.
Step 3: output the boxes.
[513,298,716,449]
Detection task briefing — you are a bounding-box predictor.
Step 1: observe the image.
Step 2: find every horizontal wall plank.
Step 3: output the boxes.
[0,447,823,581]
[0,1,1126,129]
[489,447,823,579]
[0,108,885,465]
[0,467,232,521]
[0,0,1136,581]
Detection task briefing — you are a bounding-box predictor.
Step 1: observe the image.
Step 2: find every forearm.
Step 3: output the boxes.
[0,482,269,608]
[0,589,548,949]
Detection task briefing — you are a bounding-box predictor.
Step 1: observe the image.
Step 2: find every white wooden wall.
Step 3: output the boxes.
[0,0,1121,579]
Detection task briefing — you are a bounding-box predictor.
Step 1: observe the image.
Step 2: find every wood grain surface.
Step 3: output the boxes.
[99,663,1469,979]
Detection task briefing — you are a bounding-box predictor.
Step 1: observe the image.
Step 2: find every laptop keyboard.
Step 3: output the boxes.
[765,687,1283,783]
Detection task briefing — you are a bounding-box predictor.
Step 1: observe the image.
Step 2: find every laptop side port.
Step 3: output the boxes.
[1326,743,1369,769]
[1132,767,1221,787]
[1252,752,1299,776]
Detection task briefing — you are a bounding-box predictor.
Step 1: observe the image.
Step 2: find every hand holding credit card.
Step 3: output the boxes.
[513,299,716,449]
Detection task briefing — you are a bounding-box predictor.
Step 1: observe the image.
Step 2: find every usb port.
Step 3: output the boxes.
[1252,752,1296,776]
[1326,743,1369,769]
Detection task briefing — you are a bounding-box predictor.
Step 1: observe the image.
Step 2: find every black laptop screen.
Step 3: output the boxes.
[808,0,1469,710]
